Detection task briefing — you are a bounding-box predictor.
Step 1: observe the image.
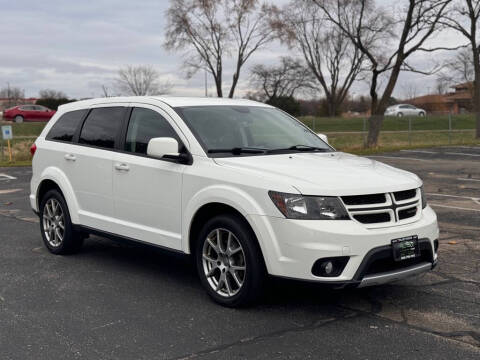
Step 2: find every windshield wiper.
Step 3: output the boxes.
[207,147,267,155]
[267,145,331,153]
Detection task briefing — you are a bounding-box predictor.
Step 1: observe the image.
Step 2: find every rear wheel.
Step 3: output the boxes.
[40,189,83,254]
[14,115,23,123]
[419,112,425,117]
[195,214,265,307]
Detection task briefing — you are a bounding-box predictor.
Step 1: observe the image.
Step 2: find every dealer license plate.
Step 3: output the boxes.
[391,235,419,261]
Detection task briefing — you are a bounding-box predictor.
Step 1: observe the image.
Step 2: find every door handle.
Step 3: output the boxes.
[64,154,76,161]
[115,163,130,171]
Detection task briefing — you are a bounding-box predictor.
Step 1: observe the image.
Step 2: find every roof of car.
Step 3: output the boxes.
[58,96,271,111]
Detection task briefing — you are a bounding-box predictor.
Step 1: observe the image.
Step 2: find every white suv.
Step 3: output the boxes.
[30,97,439,306]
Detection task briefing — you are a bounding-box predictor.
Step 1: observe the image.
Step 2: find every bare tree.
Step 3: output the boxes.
[402,83,419,99]
[250,57,315,101]
[164,0,275,98]
[273,0,365,116]
[115,65,172,96]
[101,84,111,97]
[435,78,451,94]
[441,0,480,138]
[437,47,475,86]
[0,84,25,108]
[313,0,454,147]
[39,89,67,99]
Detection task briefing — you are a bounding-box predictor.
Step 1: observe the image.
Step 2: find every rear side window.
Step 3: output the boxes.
[46,109,87,142]
[125,108,180,155]
[79,107,125,149]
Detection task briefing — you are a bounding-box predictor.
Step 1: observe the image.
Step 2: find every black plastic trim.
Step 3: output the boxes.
[73,224,185,255]
[351,237,433,281]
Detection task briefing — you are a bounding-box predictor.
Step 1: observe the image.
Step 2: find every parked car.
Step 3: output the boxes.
[385,104,426,117]
[3,104,56,123]
[30,97,438,307]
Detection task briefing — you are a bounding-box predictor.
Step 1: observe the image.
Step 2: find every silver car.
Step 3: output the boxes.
[385,104,426,117]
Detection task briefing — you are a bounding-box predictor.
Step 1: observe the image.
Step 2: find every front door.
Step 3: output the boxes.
[68,106,127,231]
[112,105,187,250]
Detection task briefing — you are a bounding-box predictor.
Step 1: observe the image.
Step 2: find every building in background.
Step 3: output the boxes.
[407,82,474,114]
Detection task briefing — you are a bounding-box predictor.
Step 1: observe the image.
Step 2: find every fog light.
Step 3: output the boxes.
[324,261,333,275]
[311,257,349,277]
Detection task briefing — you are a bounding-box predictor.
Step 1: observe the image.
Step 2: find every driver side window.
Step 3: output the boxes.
[125,108,180,155]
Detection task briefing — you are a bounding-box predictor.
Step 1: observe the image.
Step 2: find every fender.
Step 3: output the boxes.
[182,184,266,254]
[38,166,80,224]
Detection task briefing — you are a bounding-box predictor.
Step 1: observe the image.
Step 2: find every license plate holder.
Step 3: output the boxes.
[391,235,419,261]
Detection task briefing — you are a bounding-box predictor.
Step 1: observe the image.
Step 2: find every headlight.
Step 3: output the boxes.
[420,186,427,209]
[268,191,349,220]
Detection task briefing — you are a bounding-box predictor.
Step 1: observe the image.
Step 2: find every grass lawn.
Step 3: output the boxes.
[1,115,478,167]
[299,113,476,132]
[0,120,47,137]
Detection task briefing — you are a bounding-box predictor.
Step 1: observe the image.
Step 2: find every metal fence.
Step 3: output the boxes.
[301,113,478,149]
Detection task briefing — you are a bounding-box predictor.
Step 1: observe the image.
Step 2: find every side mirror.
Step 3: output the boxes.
[317,133,328,144]
[147,137,191,164]
[147,137,179,159]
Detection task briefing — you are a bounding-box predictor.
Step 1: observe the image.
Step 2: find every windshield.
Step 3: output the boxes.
[175,106,333,156]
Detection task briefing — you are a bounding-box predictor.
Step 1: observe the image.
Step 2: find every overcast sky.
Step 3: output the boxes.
[0,0,465,100]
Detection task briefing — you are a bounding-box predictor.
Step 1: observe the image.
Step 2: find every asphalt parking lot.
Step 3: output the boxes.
[0,145,479,360]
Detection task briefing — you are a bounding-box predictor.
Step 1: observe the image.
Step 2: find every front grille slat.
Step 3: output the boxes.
[342,188,420,226]
[342,193,386,206]
[393,189,417,202]
[398,206,417,220]
[353,213,391,224]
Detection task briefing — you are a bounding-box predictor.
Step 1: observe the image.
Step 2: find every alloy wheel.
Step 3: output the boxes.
[42,198,65,247]
[202,228,246,297]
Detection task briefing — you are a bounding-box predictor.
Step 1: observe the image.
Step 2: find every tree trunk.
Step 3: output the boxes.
[473,47,480,139]
[366,113,383,148]
[228,72,239,98]
[215,75,223,97]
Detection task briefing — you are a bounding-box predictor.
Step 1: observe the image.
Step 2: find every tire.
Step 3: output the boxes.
[195,214,266,307]
[419,112,425,117]
[14,115,24,123]
[397,112,404,117]
[39,189,83,255]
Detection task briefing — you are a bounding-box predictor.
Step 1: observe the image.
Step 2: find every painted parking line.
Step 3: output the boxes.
[457,178,480,183]
[400,150,437,154]
[427,192,480,206]
[0,173,17,180]
[0,189,21,195]
[429,203,480,212]
[368,155,428,162]
[444,152,480,157]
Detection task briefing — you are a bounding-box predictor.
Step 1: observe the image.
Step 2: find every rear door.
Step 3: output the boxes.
[35,105,51,121]
[22,105,36,120]
[67,105,128,231]
[112,105,187,250]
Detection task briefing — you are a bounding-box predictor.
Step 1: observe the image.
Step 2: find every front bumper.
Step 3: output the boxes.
[247,206,438,286]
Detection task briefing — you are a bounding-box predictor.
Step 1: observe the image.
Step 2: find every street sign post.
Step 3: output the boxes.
[1,125,13,162]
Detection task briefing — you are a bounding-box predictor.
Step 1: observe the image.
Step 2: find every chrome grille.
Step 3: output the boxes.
[341,188,421,227]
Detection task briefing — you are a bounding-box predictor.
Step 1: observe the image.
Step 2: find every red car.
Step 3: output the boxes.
[3,105,56,123]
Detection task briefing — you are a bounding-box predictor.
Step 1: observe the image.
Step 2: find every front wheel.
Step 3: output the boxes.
[397,112,404,117]
[14,115,24,123]
[40,189,83,254]
[419,112,425,117]
[195,214,266,307]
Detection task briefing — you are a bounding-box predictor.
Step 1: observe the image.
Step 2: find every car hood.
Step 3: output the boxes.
[213,152,421,196]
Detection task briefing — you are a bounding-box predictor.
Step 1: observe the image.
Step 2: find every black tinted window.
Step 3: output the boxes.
[46,109,87,142]
[125,108,179,154]
[79,107,125,149]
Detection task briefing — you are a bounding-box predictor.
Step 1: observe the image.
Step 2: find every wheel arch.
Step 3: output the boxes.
[183,185,271,270]
[187,202,270,272]
[36,167,80,223]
